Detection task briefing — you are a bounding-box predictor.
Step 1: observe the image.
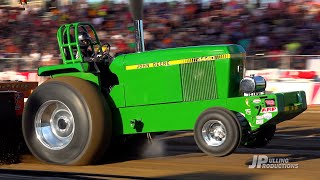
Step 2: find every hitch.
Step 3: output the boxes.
[130,119,144,132]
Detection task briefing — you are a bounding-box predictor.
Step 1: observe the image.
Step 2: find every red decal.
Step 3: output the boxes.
[261,107,278,113]
[312,83,320,104]
[265,99,275,106]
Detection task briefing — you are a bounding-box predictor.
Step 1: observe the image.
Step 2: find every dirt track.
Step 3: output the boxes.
[1,106,320,179]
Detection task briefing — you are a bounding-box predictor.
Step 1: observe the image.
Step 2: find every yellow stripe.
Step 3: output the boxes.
[126,65,139,70]
[125,53,235,70]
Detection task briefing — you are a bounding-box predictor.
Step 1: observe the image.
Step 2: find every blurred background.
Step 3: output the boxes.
[1,0,320,84]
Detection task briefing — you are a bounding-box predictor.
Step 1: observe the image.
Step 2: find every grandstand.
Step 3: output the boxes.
[1,0,320,103]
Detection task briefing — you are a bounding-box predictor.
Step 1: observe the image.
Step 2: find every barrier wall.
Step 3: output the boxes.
[245,69,318,82]
[0,71,48,84]
[266,82,320,105]
[246,69,320,105]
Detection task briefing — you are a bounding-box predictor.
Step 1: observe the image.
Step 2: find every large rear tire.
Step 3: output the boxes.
[22,76,111,165]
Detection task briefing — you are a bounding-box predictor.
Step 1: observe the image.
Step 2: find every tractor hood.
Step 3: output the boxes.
[111,44,246,71]
[109,44,246,108]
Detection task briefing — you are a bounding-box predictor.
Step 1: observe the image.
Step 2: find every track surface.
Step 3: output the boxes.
[1,106,320,179]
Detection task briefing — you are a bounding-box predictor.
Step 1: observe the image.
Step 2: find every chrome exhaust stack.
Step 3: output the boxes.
[129,0,145,52]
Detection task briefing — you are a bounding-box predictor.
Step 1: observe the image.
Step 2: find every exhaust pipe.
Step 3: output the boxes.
[129,0,145,52]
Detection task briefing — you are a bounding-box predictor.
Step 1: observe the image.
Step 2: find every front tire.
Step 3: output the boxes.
[242,124,276,148]
[194,107,241,157]
[22,76,111,165]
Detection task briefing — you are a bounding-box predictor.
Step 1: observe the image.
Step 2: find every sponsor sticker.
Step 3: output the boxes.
[256,119,264,124]
[261,107,278,113]
[256,115,264,124]
[245,109,251,115]
[265,99,275,107]
[263,113,272,120]
[253,99,261,104]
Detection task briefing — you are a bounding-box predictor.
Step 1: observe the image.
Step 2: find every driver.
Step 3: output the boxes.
[76,31,94,61]
[76,30,111,63]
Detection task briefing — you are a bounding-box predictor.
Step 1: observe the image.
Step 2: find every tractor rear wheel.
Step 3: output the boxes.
[22,76,111,165]
[194,107,241,157]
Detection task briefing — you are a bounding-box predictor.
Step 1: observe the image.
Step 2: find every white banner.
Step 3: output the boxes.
[246,69,317,82]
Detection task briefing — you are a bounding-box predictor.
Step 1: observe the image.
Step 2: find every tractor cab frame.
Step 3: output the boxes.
[58,23,102,64]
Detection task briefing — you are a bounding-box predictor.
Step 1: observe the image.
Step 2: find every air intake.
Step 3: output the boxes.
[181,61,217,101]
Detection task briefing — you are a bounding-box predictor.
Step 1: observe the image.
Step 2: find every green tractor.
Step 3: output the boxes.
[22,1,307,165]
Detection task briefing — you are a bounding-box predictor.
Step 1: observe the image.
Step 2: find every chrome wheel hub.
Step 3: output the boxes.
[35,100,75,150]
[202,120,227,146]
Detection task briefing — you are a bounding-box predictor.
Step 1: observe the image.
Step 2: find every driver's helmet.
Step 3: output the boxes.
[78,31,92,49]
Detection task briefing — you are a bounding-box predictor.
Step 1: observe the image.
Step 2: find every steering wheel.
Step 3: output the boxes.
[94,43,113,64]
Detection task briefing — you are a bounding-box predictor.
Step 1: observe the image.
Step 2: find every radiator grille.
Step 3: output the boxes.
[180,61,217,101]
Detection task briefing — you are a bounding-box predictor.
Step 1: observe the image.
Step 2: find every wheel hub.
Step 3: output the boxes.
[35,100,75,150]
[202,120,227,146]
[212,126,225,139]
[58,119,67,130]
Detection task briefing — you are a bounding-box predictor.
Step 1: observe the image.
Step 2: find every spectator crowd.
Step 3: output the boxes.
[1,0,320,71]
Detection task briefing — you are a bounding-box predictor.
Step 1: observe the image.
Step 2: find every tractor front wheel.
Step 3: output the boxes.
[242,124,276,148]
[194,107,241,157]
[22,76,111,165]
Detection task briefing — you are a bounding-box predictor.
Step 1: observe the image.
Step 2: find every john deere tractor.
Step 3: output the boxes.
[21,0,307,165]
